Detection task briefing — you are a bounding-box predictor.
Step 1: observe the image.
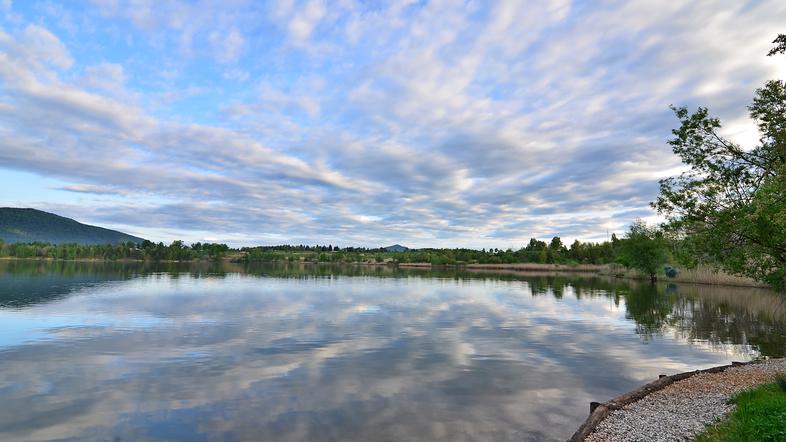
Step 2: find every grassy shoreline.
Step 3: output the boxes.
[695,378,786,441]
[596,264,769,289]
[398,262,606,272]
[575,359,786,441]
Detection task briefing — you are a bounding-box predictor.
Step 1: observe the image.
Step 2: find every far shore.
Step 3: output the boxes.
[398,262,605,272]
[0,257,770,290]
[0,256,211,264]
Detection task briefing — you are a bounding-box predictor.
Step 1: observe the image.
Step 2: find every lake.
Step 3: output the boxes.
[1,261,784,441]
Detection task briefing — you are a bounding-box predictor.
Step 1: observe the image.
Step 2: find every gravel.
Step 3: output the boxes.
[585,358,786,442]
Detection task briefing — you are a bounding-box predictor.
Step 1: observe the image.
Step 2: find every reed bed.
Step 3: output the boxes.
[465,263,606,272]
[600,264,767,288]
[679,283,786,323]
[670,265,768,287]
[398,262,607,272]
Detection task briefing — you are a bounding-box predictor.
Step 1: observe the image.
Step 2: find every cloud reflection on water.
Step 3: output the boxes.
[0,262,783,441]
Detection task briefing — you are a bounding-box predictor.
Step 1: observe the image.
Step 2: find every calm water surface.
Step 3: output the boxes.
[1,261,785,441]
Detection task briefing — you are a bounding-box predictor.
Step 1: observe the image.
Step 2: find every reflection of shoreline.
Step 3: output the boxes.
[401,262,769,292]
[1,261,783,441]
[0,257,602,271]
[0,256,213,263]
[0,257,770,290]
[670,282,786,324]
[372,262,768,290]
[3,260,783,355]
[400,262,604,272]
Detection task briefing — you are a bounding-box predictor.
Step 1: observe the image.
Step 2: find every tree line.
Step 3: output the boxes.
[0,240,230,261]
[0,235,642,267]
[240,237,619,265]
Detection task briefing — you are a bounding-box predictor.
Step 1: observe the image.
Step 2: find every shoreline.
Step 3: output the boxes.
[398,262,605,272]
[571,358,786,441]
[0,256,222,263]
[0,257,771,290]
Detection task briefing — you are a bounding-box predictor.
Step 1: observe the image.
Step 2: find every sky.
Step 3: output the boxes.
[0,0,784,248]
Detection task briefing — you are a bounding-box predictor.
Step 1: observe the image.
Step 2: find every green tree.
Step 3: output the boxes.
[618,220,668,283]
[653,37,786,291]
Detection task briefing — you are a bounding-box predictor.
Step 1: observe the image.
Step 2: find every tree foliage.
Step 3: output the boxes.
[0,240,229,261]
[767,34,786,57]
[653,37,786,291]
[617,220,668,282]
[241,237,619,265]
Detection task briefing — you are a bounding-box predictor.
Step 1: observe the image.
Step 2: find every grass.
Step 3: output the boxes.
[671,265,768,287]
[461,262,605,272]
[694,376,786,441]
[599,263,768,288]
[675,283,786,323]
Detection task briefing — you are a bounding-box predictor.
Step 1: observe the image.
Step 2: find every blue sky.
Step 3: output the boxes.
[0,0,784,248]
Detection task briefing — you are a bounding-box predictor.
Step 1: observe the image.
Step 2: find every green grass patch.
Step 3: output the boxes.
[694,377,786,441]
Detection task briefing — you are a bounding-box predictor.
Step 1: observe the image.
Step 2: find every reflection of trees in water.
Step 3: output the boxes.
[0,260,231,308]
[157,262,786,359]
[0,260,137,308]
[622,284,674,338]
[0,259,231,279]
[615,280,786,357]
[432,270,786,357]
[516,274,624,302]
[2,261,784,356]
[668,291,786,357]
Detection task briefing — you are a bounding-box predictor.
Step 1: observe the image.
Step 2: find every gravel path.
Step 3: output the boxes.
[585,358,786,442]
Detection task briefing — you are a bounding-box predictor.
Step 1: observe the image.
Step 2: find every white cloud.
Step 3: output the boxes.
[286,0,326,45]
[210,28,245,63]
[19,24,73,70]
[223,69,249,82]
[81,62,127,95]
[1,1,784,247]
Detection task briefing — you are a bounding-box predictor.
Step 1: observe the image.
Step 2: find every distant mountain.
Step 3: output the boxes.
[384,244,409,252]
[0,208,144,245]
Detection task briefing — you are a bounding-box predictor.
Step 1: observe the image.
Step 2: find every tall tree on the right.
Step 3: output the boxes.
[653,35,786,291]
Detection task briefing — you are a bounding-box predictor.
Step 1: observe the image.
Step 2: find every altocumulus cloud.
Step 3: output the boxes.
[0,0,784,247]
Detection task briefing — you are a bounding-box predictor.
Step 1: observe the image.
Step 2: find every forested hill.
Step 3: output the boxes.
[0,208,144,245]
